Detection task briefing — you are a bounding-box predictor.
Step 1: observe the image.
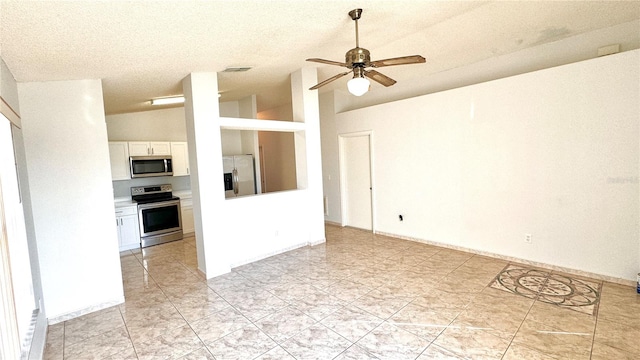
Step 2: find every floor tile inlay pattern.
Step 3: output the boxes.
[490,264,601,315]
[44,226,640,359]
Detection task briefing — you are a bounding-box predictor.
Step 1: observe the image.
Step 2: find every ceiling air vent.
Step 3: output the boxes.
[223,66,252,73]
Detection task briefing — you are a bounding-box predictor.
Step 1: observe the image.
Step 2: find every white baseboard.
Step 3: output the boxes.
[376,230,635,287]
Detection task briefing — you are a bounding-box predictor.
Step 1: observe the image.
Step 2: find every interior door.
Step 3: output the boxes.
[342,135,372,230]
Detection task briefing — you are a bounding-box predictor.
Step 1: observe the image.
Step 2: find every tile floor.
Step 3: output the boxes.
[44,225,640,359]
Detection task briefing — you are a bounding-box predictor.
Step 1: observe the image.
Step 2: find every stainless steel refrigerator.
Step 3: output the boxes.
[223,155,256,198]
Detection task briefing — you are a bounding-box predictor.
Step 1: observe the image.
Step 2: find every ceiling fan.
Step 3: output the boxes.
[307,8,426,96]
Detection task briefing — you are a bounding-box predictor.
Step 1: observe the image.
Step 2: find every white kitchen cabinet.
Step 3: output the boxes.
[115,205,140,251]
[180,198,194,234]
[108,142,131,181]
[128,141,171,156]
[170,142,190,176]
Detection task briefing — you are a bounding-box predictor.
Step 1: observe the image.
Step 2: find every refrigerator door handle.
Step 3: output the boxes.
[233,168,239,195]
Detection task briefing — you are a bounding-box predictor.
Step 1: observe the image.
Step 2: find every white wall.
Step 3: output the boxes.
[329,50,639,281]
[1,57,47,358]
[1,59,20,120]
[18,79,124,320]
[319,92,341,222]
[106,107,187,141]
[184,69,325,277]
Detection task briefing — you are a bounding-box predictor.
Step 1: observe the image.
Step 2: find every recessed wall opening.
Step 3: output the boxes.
[220,129,301,198]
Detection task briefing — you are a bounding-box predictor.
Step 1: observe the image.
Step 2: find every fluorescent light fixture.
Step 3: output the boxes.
[347,76,370,96]
[150,96,185,106]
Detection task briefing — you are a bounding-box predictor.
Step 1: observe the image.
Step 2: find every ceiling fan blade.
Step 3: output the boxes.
[306,58,348,67]
[364,70,396,87]
[309,71,351,90]
[370,55,426,68]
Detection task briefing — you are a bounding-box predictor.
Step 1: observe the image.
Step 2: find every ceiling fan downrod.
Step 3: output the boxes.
[349,9,363,48]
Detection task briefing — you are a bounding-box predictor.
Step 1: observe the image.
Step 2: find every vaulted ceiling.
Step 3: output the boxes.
[1,1,639,115]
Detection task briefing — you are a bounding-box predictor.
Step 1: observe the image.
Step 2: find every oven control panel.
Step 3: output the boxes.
[131,184,172,196]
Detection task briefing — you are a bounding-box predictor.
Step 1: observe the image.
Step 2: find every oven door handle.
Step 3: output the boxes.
[137,199,181,211]
[233,168,239,195]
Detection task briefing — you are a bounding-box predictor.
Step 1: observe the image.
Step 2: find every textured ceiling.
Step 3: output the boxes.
[1,1,639,115]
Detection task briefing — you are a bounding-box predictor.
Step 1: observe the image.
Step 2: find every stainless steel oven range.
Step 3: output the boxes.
[131,184,182,248]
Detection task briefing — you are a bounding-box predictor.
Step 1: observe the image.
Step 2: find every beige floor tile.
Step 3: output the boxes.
[333,344,381,359]
[230,290,289,322]
[64,326,134,360]
[64,306,125,345]
[511,319,593,359]
[206,324,277,359]
[591,341,639,360]
[502,343,559,360]
[411,289,475,311]
[169,288,230,322]
[525,300,596,334]
[356,322,430,360]
[320,304,383,343]
[598,282,640,328]
[417,344,469,359]
[351,288,413,320]
[388,303,458,341]
[288,291,345,320]
[433,324,511,360]
[449,302,526,340]
[593,318,640,356]
[133,323,203,360]
[468,286,534,311]
[255,306,317,343]
[43,323,64,360]
[177,347,216,359]
[254,345,296,359]
[326,279,374,302]
[281,323,352,359]
[190,307,251,345]
[46,227,640,359]
[269,280,327,301]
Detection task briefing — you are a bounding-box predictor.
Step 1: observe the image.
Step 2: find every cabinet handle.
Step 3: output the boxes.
[151,147,154,155]
[187,167,190,175]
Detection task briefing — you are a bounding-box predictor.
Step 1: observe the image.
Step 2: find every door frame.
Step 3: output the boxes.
[338,131,376,232]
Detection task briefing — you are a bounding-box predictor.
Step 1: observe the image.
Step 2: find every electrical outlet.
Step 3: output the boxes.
[524,234,532,244]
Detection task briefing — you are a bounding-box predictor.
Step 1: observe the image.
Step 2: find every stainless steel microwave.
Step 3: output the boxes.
[130,156,173,178]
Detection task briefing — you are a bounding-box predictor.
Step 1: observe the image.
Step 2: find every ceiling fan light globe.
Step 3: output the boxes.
[347,77,370,96]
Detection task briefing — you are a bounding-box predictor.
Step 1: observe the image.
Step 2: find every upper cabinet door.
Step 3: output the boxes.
[108,142,130,180]
[128,141,170,156]
[170,142,189,176]
[128,142,151,156]
[150,142,171,156]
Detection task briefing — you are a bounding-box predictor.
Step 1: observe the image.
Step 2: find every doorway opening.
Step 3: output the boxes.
[338,132,374,231]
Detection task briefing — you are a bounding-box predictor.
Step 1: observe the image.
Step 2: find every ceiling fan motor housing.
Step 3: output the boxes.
[346,47,370,67]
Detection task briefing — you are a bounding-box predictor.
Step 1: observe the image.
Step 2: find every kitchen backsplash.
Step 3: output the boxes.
[112,176,191,198]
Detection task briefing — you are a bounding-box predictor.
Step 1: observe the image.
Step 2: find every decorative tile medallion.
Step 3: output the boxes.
[490,265,601,315]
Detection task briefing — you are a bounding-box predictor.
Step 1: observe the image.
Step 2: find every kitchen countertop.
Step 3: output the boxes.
[114,198,136,208]
[173,190,192,200]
